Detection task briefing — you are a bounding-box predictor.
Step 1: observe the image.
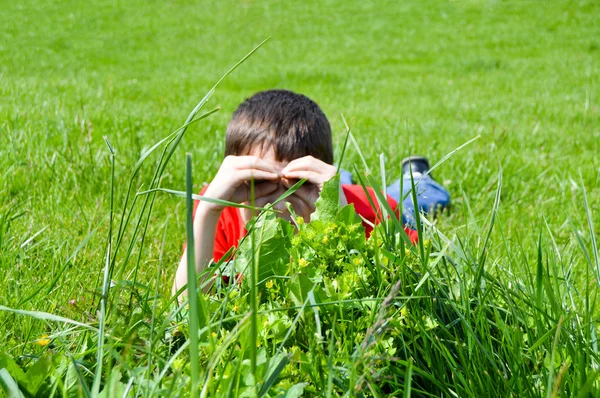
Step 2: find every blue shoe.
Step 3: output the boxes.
[401,156,431,178]
[387,156,451,226]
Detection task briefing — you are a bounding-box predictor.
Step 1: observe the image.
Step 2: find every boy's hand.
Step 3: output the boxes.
[281,156,347,210]
[201,156,282,213]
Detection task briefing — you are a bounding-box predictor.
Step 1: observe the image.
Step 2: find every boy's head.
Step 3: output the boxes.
[225,90,333,164]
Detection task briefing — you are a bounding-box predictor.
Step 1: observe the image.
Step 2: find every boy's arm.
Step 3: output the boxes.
[172,156,281,297]
[172,204,220,296]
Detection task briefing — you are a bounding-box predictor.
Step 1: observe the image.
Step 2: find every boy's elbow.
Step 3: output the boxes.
[172,256,189,298]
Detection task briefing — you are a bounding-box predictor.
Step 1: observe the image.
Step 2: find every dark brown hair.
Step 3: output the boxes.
[225,90,333,164]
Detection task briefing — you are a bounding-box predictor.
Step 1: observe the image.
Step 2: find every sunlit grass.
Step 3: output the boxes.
[1,0,600,396]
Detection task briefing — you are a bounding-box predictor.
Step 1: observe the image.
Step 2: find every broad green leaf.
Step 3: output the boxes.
[335,203,362,227]
[0,354,26,386]
[238,213,293,286]
[312,175,341,222]
[98,368,127,398]
[283,382,308,398]
[259,353,291,397]
[0,368,24,398]
[288,273,317,307]
[23,356,53,395]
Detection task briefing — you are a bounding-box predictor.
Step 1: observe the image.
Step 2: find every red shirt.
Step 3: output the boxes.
[193,184,418,262]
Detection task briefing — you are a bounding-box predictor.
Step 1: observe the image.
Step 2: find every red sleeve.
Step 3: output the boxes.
[342,185,418,244]
[184,186,245,263]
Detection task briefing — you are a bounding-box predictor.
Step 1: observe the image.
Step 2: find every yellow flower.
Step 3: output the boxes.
[212,332,218,339]
[35,334,51,347]
[296,216,304,225]
[172,358,186,371]
[265,280,274,289]
[326,223,338,233]
[400,306,409,318]
[423,315,439,330]
[353,257,361,266]
[298,258,309,268]
[232,305,239,312]
[322,236,329,244]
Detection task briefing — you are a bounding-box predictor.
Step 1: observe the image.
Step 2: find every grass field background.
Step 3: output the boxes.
[1,0,600,391]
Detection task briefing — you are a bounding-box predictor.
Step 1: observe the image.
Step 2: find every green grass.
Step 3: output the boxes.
[1,0,600,396]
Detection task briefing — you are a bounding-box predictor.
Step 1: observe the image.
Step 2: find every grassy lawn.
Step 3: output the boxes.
[1,0,599,395]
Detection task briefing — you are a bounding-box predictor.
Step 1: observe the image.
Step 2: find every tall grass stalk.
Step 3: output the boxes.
[91,137,115,395]
[146,214,170,389]
[249,178,258,389]
[580,173,600,287]
[185,154,200,397]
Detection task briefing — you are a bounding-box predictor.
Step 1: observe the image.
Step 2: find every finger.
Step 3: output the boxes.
[281,170,328,186]
[282,156,334,174]
[230,156,282,175]
[235,169,282,184]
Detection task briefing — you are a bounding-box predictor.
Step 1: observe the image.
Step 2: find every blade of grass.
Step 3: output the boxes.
[580,173,600,287]
[408,163,425,264]
[380,154,389,237]
[146,215,170,386]
[336,115,352,174]
[348,129,370,174]
[270,178,307,207]
[535,230,545,326]
[137,187,276,212]
[424,135,480,177]
[575,370,600,398]
[258,354,291,397]
[326,312,337,398]
[475,169,502,292]
[71,358,92,398]
[249,178,258,391]
[546,316,564,398]
[0,306,98,331]
[91,136,116,396]
[404,358,413,398]
[19,225,48,249]
[0,368,24,398]
[185,154,200,397]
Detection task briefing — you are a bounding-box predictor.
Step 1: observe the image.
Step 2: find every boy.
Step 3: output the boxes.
[173,90,418,294]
